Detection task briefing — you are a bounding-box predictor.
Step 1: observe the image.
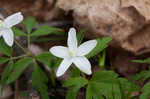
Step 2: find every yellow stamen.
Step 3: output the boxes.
[69,50,76,57]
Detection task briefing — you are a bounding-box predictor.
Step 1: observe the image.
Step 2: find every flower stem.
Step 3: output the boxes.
[27,34,30,49]
[11,54,27,60]
[14,40,29,55]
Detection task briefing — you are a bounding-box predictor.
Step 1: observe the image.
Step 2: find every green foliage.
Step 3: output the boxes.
[71,68,81,78]
[1,15,136,99]
[131,69,150,82]
[23,16,37,33]
[140,82,150,99]
[133,58,150,64]
[77,29,85,45]
[0,57,9,65]
[64,77,88,87]
[86,37,112,58]
[98,49,106,67]
[32,62,49,99]
[7,57,32,84]
[0,39,12,56]
[1,61,14,86]
[86,71,138,99]
[119,78,139,99]
[133,57,150,98]
[31,25,64,36]
[64,77,88,99]
[131,68,150,99]
[31,36,66,42]
[36,52,56,66]
[64,71,138,99]
[12,27,26,36]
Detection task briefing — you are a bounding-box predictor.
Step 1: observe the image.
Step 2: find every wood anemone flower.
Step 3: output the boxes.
[50,28,97,77]
[0,12,23,46]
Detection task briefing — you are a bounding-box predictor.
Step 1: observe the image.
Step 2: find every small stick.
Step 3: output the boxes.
[14,80,19,99]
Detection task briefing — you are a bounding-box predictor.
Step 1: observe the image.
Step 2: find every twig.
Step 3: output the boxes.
[14,80,19,99]
[11,54,27,60]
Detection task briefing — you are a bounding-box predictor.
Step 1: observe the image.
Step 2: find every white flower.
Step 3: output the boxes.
[50,28,97,77]
[0,12,23,46]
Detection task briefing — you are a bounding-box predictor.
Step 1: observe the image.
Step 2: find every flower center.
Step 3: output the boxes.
[69,50,76,57]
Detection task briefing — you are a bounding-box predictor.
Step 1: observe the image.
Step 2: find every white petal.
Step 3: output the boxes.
[72,56,92,75]
[49,46,70,58]
[77,40,97,56]
[67,28,78,50]
[4,12,23,28]
[56,59,72,77]
[2,29,14,46]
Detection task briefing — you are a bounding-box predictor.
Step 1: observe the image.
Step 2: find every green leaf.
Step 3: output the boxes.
[66,85,82,99]
[87,71,125,99]
[31,36,66,43]
[86,37,112,58]
[1,61,14,86]
[119,78,139,99]
[91,71,118,83]
[32,62,49,99]
[133,58,150,64]
[77,29,85,45]
[36,52,56,66]
[64,77,88,87]
[23,16,37,33]
[53,58,62,69]
[131,70,150,82]
[140,82,150,99]
[0,57,9,65]
[31,25,64,36]
[0,39,12,56]
[7,57,32,84]
[71,68,81,78]
[32,62,48,85]
[64,77,88,99]
[86,82,105,99]
[12,27,26,36]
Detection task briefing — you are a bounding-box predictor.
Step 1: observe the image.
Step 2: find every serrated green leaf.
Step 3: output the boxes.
[12,27,26,36]
[91,71,118,83]
[66,85,81,99]
[36,52,55,66]
[1,61,14,86]
[86,82,105,99]
[32,62,49,99]
[64,77,88,87]
[119,78,139,99]
[86,37,112,58]
[23,16,37,33]
[0,57,9,65]
[87,71,130,99]
[64,77,88,99]
[0,39,12,56]
[7,57,32,84]
[31,25,64,36]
